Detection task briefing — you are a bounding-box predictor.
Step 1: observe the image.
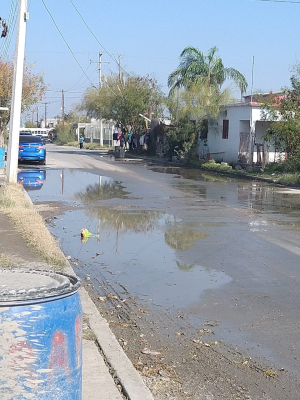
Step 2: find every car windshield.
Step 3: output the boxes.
[20,131,32,135]
[19,135,43,143]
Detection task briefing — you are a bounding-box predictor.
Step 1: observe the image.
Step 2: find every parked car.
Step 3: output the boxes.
[35,134,52,144]
[18,135,46,164]
[20,130,32,135]
[17,169,46,190]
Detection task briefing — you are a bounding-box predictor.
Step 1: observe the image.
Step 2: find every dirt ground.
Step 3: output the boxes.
[81,273,300,400]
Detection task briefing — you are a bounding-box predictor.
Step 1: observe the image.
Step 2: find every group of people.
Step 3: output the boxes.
[113,126,150,151]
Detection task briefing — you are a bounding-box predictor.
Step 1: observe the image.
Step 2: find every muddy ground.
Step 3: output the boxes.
[36,198,299,400]
[22,149,300,400]
[80,269,299,400]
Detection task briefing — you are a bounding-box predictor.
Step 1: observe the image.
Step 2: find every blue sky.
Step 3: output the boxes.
[1,0,300,120]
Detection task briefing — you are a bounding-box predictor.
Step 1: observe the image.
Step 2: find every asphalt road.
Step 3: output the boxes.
[21,144,300,398]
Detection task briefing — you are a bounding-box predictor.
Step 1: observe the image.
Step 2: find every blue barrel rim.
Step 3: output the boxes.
[0,268,81,303]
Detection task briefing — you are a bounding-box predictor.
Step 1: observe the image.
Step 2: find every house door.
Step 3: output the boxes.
[239,132,250,163]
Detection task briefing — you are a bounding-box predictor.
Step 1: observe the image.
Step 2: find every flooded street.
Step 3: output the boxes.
[23,146,300,399]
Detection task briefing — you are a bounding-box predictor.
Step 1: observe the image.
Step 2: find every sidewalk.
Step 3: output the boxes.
[0,167,153,400]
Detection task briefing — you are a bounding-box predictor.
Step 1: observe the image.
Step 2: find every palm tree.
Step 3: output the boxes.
[168,46,248,97]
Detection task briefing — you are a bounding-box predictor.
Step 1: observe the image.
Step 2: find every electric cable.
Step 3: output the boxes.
[69,0,130,77]
[253,0,300,2]
[0,0,18,58]
[41,0,95,87]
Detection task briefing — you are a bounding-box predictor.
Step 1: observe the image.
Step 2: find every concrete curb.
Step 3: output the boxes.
[80,288,154,400]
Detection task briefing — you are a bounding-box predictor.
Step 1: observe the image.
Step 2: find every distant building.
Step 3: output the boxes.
[40,118,60,129]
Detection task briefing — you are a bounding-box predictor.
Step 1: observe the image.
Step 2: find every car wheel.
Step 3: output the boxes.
[40,159,46,165]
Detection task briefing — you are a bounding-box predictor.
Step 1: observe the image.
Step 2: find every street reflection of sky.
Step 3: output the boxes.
[49,209,231,309]
[27,169,231,309]
[28,169,130,203]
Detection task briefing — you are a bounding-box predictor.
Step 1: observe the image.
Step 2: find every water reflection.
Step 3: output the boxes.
[165,226,209,251]
[17,169,46,191]
[75,179,130,202]
[87,205,163,234]
[176,260,195,272]
[237,183,300,213]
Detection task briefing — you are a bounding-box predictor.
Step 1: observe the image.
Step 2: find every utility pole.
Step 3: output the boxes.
[43,102,49,128]
[6,0,29,183]
[62,90,65,128]
[36,106,39,127]
[117,54,123,80]
[90,52,109,147]
[90,52,109,88]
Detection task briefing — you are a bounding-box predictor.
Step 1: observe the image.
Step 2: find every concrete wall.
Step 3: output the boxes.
[206,105,255,163]
[203,104,284,165]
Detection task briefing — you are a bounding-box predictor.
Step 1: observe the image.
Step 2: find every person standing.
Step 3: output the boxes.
[79,135,84,149]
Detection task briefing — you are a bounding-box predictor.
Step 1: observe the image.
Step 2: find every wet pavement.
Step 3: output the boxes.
[23,159,300,378]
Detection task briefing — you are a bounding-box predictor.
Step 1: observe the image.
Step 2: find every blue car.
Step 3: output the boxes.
[17,169,46,190]
[19,135,46,164]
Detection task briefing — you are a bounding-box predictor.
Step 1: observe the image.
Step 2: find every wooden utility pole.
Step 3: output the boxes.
[6,0,28,183]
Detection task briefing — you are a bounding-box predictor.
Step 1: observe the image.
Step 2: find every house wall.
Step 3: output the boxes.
[206,105,257,163]
[203,105,284,165]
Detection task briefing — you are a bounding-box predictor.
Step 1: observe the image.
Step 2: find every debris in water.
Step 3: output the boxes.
[80,228,100,243]
[142,348,161,356]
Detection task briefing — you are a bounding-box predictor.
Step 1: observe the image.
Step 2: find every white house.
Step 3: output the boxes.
[199,101,284,166]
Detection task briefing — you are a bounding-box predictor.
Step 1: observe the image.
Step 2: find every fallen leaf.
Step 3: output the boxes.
[176,332,184,336]
[98,296,106,302]
[199,328,213,334]
[265,369,276,377]
[107,293,118,300]
[192,339,203,344]
[204,321,219,327]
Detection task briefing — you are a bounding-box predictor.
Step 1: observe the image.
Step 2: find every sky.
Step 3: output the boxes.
[1,0,300,121]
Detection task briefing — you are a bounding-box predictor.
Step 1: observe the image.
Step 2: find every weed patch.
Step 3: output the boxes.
[0,253,13,268]
[0,183,67,269]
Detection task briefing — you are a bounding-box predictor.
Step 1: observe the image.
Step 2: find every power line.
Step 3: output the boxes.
[41,0,95,86]
[69,0,130,77]
[0,0,18,58]
[253,0,300,3]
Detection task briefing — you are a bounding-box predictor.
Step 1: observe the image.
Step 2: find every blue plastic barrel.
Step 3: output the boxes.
[0,269,82,400]
[0,147,5,168]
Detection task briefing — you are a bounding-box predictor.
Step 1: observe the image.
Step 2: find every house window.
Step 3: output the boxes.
[222,119,229,139]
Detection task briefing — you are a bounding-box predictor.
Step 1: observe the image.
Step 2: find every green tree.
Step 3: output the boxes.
[0,59,47,146]
[263,65,300,170]
[24,121,37,128]
[168,46,248,96]
[81,73,164,133]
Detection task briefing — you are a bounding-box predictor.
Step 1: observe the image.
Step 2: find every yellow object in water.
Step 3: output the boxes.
[80,229,100,243]
[81,228,92,238]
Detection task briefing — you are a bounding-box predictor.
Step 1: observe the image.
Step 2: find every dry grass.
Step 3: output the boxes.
[0,253,13,268]
[0,183,67,269]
